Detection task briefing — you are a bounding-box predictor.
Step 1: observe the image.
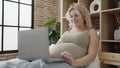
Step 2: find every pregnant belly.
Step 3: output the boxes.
[49,43,87,59]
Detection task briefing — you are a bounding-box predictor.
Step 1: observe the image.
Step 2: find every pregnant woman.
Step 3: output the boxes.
[0,3,99,68]
[50,3,99,68]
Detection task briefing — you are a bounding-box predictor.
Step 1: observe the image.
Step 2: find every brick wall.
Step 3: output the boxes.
[34,0,61,27]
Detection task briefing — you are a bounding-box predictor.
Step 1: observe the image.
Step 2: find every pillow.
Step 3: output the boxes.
[49,43,87,59]
[86,54,100,68]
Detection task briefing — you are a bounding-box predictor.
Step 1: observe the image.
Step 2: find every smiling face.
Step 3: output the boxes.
[69,9,85,28]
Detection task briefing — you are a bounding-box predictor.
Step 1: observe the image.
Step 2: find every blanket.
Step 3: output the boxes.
[0,58,73,68]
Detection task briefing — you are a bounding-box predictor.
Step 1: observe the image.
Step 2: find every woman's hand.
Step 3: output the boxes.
[60,51,76,66]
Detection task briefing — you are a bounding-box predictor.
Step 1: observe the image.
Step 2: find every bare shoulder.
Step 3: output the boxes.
[88,29,98,36]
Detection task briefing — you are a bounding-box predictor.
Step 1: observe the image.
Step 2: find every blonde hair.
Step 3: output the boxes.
[66,3,93,29]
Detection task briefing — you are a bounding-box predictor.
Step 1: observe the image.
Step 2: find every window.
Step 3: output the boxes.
[20,0,32,5]
[3,27,18,51]
[11,0,18,2]
[0,0,34,53]
[20,4,32,27]
[0,0,2,51]
[0,27,1,51]
[0,0,2,25]
[4,1,18,26]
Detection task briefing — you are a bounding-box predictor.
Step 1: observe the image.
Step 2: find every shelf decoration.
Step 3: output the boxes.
[114,13,120,40]
[89,0,101,13]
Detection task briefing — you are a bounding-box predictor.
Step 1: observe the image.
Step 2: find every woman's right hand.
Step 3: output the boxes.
[60,51,76,66]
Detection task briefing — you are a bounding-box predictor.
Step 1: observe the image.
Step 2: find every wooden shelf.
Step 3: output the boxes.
[78,0,94,10]
[99,52,120,66]
[101,40,120,43]
[101,8,120,14]
[62,17,66,19]
[62,0,78,17]
[101,11,115,40]
[101,0,116,10]
[61,18,69,35]
[90,12,100,18]
[61,0,120,68]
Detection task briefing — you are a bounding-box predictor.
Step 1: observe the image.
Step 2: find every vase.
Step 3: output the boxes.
[89,0,101,13]
[114,26,120,40]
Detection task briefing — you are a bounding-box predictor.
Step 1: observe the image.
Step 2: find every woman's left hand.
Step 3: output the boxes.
[60,51,76,66]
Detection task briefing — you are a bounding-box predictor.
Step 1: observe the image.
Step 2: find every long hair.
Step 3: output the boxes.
[66,3,93,30]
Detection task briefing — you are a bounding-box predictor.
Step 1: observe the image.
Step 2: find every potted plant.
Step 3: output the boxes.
[115,0,120,7]
[43,19,60,45]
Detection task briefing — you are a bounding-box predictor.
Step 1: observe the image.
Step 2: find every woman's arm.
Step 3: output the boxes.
[61,29,99,67]
[73,29,99,66]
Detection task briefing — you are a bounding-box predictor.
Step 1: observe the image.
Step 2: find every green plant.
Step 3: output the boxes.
[43,19,60,44]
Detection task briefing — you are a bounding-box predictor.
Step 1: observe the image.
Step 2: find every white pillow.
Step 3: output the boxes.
[86,54,100,68]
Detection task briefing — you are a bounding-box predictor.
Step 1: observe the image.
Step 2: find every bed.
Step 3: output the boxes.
[0,54,100,68]
[0,58,73,68]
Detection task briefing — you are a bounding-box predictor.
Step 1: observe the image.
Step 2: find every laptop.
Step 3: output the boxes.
[18,27,64,62]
